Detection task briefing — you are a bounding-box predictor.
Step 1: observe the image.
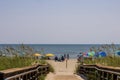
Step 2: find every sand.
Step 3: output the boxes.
[45,59,85,80]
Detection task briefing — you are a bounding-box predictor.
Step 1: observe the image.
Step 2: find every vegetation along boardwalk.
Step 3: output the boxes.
[45,59,85,80]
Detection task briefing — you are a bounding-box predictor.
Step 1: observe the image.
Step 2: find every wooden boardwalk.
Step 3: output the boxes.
[54,75,82,80]
[45,59,85,80]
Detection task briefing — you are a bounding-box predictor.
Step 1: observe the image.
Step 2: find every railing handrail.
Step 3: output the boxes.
[79,64,120,80]
[0,64,49,80]
[81,64,120,73]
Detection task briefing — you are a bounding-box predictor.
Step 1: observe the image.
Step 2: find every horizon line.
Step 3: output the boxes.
[0,43,120,45]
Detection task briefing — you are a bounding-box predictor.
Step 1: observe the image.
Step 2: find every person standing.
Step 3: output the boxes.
[61,55,64,61]
[67,54,69,60]
[79,52,84,65]
[54,56,58,61]
[64,54,66,59]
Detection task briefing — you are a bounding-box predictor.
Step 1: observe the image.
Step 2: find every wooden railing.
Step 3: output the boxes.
[0,64,49,80]
[79,64,120,80]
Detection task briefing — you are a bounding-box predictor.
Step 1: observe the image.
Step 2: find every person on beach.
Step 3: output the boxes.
[54,56,58,61]
[64,54,66,59]
[67,54,69,60]
[61,55,65,61]
[48,57,50,60]
[78,52,84,64]
[77,52,82,61]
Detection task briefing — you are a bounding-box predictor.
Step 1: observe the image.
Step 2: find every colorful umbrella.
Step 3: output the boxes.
[83,52,88,57]
[87,51,95,57]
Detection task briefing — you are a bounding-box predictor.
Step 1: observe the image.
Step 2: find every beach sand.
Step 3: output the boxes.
[45,59,85,80]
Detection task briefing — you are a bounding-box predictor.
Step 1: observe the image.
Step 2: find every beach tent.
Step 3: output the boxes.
[115,50,120,56]
[98,51,107,57]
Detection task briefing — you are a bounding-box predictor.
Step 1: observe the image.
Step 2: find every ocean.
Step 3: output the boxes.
[0,44,120,58]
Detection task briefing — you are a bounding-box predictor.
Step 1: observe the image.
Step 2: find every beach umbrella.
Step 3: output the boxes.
[33,53,41,57]
[45,53,54,57]
[87,51,95,57]
[33,53,41,59]
[83,52,88,57]
[115,50,120,56]
[98,51,107,57]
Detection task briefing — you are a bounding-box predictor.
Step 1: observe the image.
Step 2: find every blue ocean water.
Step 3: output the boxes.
[0,44,103,58]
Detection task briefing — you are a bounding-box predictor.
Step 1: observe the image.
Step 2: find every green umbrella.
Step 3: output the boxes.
[88,51,95,57]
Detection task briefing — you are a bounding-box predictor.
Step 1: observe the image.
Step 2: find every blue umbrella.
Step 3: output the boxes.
[115,50,120,56]
[98,51,107,57]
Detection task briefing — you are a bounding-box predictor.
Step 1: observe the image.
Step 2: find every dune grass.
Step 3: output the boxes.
[82,44,120,67]
[83,56,120,67]
[0,44,54,80]
[0,56,46,70]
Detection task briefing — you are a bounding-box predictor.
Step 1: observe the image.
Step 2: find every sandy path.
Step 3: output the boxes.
[45,59,85,80]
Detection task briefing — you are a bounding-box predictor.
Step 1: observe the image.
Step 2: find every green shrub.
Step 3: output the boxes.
[39,75,46,80]
[0,56,47,70]
[75,64,80,74]
[47,63,54,72]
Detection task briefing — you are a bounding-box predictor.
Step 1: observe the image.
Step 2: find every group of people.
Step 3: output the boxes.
[54,54,69,62]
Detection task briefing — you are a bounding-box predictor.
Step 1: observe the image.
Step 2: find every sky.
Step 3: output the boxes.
[0,0,120,44]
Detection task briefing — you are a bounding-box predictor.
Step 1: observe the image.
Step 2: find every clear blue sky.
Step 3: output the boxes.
[0,0,120,44]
